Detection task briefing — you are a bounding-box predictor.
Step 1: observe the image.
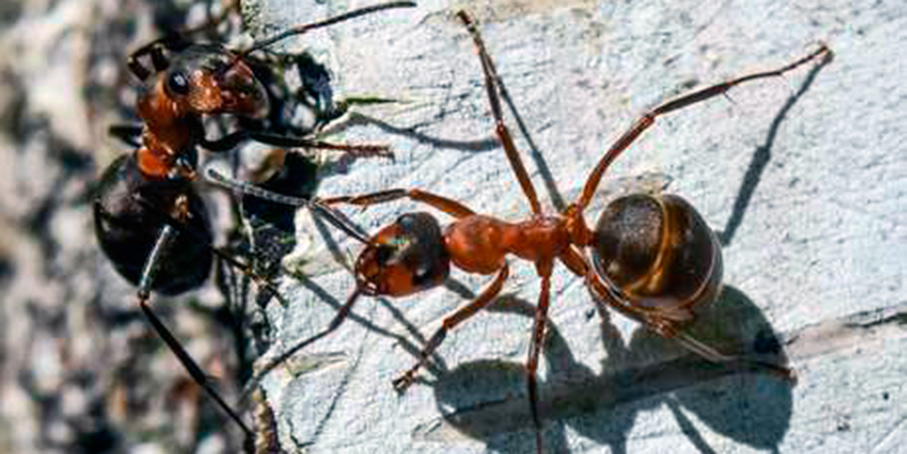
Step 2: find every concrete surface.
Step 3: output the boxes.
[243,1,906,453]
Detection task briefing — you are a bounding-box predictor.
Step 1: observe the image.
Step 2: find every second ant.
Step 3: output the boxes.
[93,1,416,450]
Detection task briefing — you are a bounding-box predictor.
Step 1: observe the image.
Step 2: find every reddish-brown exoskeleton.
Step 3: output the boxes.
[93,1,415,441]
[243,10,832,453]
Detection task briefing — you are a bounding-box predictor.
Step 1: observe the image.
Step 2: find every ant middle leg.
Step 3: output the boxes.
[526,271,552,454]
[392,264,510,391]
[99,190,297,437]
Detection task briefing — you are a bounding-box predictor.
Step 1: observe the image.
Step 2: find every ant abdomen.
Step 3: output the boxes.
[355,212,450,297]
[94,154,213,295]
[592,193,723,317]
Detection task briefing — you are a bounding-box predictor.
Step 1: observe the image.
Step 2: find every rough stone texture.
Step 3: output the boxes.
[244,1,906,453]
[0,0,902,453]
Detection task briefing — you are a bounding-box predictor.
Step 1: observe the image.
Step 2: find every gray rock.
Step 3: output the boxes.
[245,1,906,453]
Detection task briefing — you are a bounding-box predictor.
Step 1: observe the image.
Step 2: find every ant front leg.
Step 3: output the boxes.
[127,33,191,81]
[574,44,833,211]
[392,265,510,391]
[458,11,542,215]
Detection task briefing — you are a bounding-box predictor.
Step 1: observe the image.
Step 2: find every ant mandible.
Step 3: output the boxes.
[237,9,832,453]
[93,1,416,441]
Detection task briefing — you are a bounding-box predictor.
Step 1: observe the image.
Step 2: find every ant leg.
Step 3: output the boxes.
[321,188,476,219]
[201,130,391,158]
[457,11,542,215]
[127,194,289,306]
[392,265,509,391]
[575,44,833,210]
[135,224,254,438]
[526,271,552,454]
[669,330,795,381]
[108,124,144,147]
[127,35,189,81]
[559,246,648,321]
[561,247,795,381]
[128,45,158,80]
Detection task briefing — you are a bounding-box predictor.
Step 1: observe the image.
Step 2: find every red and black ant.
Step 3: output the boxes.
[92,0,416,443]
[228,10,832,454]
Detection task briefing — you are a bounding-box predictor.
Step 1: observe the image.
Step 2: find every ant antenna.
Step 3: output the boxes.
[214,0,416,79]
[240,1,417,57]
[205,168,373,245]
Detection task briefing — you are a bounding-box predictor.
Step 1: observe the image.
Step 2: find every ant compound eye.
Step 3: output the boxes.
[397,213,416,228]
[166,71,190,95]
[375,244,396,265]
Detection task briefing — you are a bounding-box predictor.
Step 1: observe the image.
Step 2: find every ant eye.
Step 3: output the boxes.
[167,71,190,95]
[398,214,415,228]
[375,245,395,265]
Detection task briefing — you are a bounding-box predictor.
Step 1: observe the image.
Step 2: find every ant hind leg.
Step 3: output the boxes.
[575,44,833,211]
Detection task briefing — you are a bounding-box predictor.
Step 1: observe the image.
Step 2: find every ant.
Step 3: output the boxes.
[92,0,416,445]
[230,10,833,454]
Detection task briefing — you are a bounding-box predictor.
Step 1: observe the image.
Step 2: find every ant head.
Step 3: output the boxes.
[135,1,417,124]
[355,212,450,297]
[157,43,270,119]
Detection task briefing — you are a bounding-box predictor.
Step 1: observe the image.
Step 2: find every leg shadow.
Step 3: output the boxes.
[431,294,585,453]
[428,285,793,452]
[718,53,833,245]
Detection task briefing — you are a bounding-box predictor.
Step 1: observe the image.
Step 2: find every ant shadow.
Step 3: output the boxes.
[714,54,831,245]
[431,285,793,453]
[335,111,502,152]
